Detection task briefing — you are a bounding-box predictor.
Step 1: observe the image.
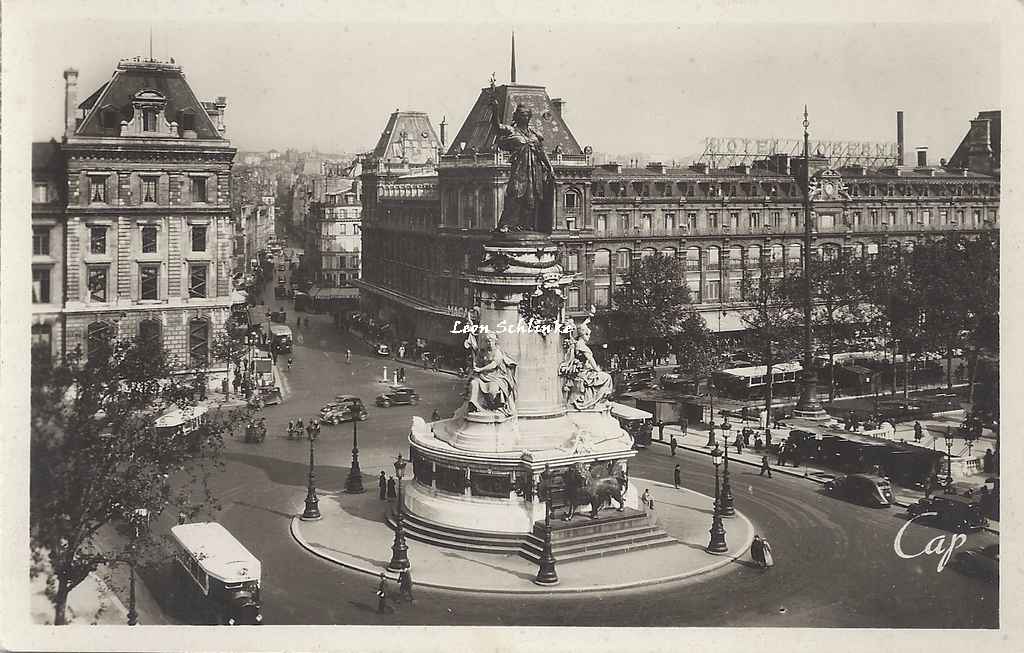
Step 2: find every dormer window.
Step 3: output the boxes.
[143,110,158,132]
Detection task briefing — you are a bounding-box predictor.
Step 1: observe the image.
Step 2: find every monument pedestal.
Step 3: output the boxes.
[404,235,638,542]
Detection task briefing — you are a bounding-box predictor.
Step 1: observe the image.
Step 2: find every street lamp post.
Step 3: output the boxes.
[534,465,559,585]
[301,420,321,520]
[707,446,728,553]
[721,427,736,517]
[944,428,954,490]
[344,413,365,494]
[387,454,411,572]
[794,106,828,419]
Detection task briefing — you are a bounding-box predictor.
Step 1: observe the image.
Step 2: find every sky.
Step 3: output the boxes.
[25,1,1006,163]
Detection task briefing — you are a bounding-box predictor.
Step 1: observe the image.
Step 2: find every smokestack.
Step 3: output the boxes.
[551,98,565,118]
[896,111,904,166]
[916,147,928,167]
[440,116,447,148]
[63,68,79,140]
[967,118,994,174]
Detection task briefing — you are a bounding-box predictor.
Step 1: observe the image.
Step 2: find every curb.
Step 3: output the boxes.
[290,479,755,595]
[90,571,132,624]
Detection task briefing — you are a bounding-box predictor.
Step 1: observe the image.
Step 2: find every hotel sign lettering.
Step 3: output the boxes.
[702,137,899,166]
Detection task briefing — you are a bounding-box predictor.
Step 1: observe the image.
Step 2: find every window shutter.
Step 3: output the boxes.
[158,174,170,205]
[206,174,216,204]
[130,173,141,206]
[106,174,118,204]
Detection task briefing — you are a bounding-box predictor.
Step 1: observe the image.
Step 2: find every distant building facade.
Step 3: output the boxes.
[47,57,236,368]
[357,85,998,354]
[32,141,67,361]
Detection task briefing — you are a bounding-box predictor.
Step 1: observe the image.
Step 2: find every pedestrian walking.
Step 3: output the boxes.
[398,367,406,383]
[297,418,304,434]
[296,315,301,328]
[734,435,743,455]
[258,418,267,442]
[378,471,387,500]
[759,455,772,478]
[287,420,294,439]
[398,569,414,602]
[640,488,652,511]
[387,476,397,500]
[376,573,389,613]
[669,435,678,457]
[764,429,772,451]
[287,356,293,370]
[913,421,923,442]
[754,436,763,451]
[777,444,786,467]
[431,409,441,422]
[657,419,666,442]
[751,534,775,569]
[346,349,352,364]
[983,448,994,473]
[673,464,681,489]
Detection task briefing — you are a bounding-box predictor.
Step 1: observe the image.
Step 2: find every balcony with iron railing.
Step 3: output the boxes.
[439,151,592,168]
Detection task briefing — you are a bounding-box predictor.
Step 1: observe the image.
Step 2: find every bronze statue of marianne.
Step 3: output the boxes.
[491,97,556,234]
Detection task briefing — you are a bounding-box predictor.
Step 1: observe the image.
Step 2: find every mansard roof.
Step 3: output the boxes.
[370,111,441,165]
[446,83,582,157]
[75,59,222,139]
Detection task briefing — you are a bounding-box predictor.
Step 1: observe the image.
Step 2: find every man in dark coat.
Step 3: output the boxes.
[378,471,387,500]
[750,535,766,568]
[669,436,678,457]
[777,443,786,467]
[759,456,772,478]
[657,419,666,442]
[387,476,397,500]
[913,421,923,442]
[765,429,772,451]
[673,464,681,489]
[983,448,994,473]
[398,569,414,602]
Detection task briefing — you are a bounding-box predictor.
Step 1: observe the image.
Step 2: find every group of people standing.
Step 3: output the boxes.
[378,471,398,501]
[286,418,319,440]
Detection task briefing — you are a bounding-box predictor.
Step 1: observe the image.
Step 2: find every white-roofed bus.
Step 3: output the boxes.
[609,402,654,448]
[171,522,262,625]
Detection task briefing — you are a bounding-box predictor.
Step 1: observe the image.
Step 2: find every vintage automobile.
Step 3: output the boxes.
[823,473,894,507]
[954,544,998,580]
[906,495,989,532]
[874,400,929,424]
[171,522,262,625]
[376,386,419,407]
[375,343,391,357]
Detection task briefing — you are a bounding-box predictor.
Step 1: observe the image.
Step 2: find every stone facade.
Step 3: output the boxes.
[49,57,236,369]
[358,85,1000,344]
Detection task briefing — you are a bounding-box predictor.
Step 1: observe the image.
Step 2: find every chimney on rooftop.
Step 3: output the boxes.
[551,98,565,118]
[967,118,994,174]
[63,68,79,140]
[916,147,928,168]
[896,111,905,166]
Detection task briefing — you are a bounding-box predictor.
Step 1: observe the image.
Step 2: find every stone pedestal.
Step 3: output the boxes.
[405,233,637,537]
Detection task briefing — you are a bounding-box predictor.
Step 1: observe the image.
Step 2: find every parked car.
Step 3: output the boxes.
[375,343,391,357]
[954,544,998,580]
[906,495,988,532]
[376,387,419,407]
[823,474,894,507]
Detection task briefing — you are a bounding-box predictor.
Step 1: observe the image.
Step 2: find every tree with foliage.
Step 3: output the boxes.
[608,252,706,364]
[211,322,249,396]
[30,329,244,624]
[735,263,803,423]
[790,249,871,400]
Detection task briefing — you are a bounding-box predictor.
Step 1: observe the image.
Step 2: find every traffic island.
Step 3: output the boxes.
[291,476,754,594]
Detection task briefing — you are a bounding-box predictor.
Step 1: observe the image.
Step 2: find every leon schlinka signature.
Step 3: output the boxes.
[893,512,968,572]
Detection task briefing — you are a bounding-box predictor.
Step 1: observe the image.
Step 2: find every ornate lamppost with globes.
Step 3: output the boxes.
[344,410,365,494]
[387,454,411,573]
[301,419,322,520]
[534,465,559,585]
[707,446,728,554]
[721,423,736,517]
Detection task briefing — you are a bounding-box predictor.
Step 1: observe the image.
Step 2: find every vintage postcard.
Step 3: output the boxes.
[1,0,1019,650]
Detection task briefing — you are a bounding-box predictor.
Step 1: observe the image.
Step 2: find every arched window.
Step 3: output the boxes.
[189,319,209,368]
[641,247,657,259]
[661,247,677,260]
[747,245,762,268]
[615,248,631,272]
[706,246,720,270]
[138,319,162,352]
